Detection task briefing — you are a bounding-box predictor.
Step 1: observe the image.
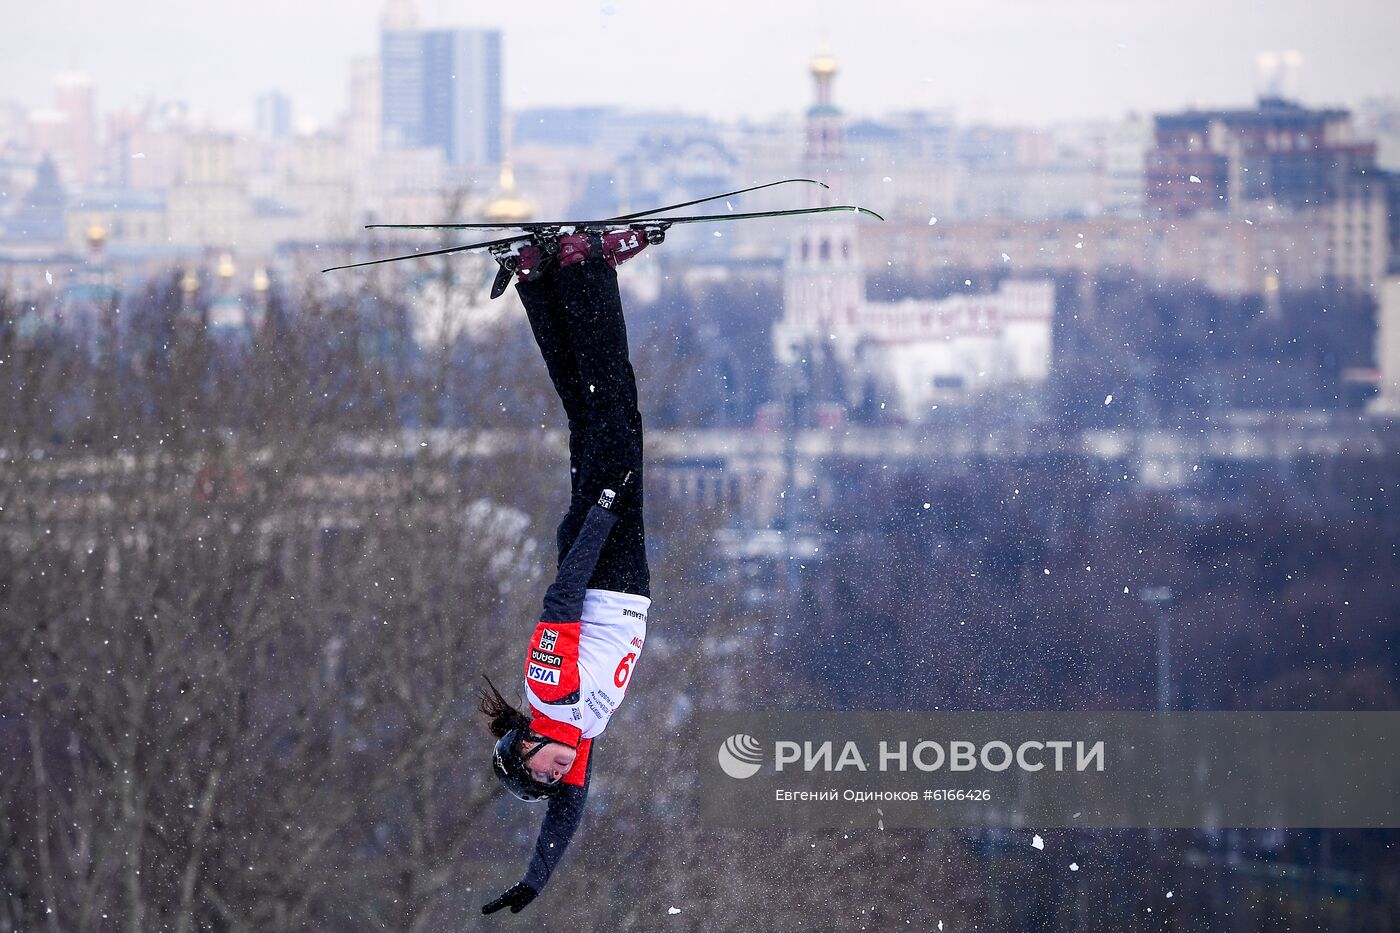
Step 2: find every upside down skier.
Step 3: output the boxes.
[478,228,656,916]
[318,179,878,914]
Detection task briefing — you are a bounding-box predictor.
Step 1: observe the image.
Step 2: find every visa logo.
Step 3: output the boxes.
[527,664,560,685]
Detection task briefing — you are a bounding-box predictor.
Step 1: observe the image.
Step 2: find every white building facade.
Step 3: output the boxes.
[775,221,1054,416]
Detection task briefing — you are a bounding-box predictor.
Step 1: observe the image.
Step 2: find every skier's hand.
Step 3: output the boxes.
[482,881,538,915]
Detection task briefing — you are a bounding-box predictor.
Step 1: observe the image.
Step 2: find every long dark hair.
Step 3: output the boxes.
[479,676,532,740]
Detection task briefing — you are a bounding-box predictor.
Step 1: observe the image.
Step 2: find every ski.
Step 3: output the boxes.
[365,204,881,232]
[362,178,828,233]
[366,204,879,232]
[322,204,882,274]
[321,233,527,274]
[607,177,827,221]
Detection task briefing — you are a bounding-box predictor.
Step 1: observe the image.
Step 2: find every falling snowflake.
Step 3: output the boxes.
[1070,862,1080,871]
[1032,834,1045,850]
[1189,175,1202,183]
[45,270,53,285]
[668,907,682,915]
[928,216,938,225]
[1001,252,1011,262]
[1104,394,1114,405]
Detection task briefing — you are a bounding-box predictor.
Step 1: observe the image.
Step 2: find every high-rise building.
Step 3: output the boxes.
[1103,114,1153,218]
[255,92,293,140]
[422,29,502,167]
[347,56,382,167]
[29,74,99,188]
[1146,97,1377,218]
[1147,97,1389,287]
[379,1,502,168]
[1371,275,1400,418]
[1354,97,1400,170]
[54,73,98,186]
[380,1,425,150]
[103,101,187,192]
[167,134,251,249]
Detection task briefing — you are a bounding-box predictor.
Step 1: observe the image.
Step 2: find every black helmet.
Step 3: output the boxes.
[492,728,564,801]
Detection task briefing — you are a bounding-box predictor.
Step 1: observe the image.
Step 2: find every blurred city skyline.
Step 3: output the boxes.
[6,0,1400,131]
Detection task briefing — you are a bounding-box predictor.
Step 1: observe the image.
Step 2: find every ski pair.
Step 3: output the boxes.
[320,178,883,276]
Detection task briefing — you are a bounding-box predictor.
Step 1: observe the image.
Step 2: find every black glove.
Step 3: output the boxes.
[482,881,538,915]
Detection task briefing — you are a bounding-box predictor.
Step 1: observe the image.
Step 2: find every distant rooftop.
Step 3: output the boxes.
[1156,96,1350,129]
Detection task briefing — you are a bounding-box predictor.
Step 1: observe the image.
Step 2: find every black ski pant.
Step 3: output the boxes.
[516,255,649,599]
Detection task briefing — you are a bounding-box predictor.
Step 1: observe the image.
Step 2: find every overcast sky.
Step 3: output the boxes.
[5,0,1398,130]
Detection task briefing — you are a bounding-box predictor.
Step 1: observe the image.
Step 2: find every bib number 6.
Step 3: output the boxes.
[614,652,637,688]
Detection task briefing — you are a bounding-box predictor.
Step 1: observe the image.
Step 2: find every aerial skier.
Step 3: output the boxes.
[320,181,879,915]
[477,229,656,916]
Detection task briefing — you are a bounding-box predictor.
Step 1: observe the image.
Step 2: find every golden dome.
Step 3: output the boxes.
[483,162,532,224]
[85,220,107,246]
[216,252,236,280]
[252,267,270,292]
[810,46,838,77]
